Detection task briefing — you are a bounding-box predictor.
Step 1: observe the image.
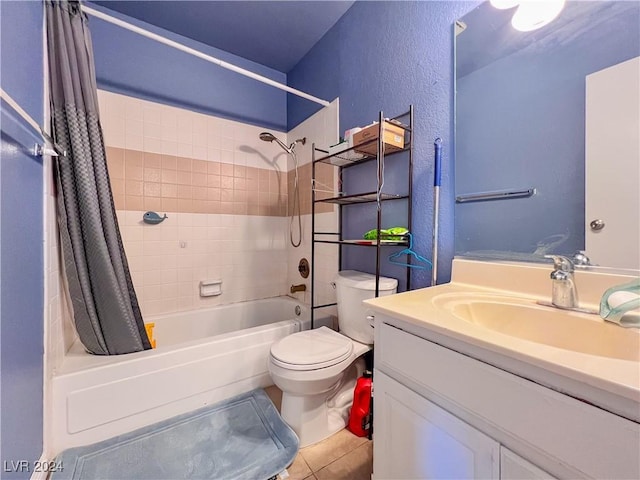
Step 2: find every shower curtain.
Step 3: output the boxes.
[46,0,151,355]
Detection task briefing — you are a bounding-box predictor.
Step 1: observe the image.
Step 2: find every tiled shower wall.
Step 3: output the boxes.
[285,104,340,312]
[97,90,292,316]
[53,91,339,357]
[107,148,288,216]
[94,90,339,318]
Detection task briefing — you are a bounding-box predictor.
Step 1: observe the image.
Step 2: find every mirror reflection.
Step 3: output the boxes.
[454,1,639,270]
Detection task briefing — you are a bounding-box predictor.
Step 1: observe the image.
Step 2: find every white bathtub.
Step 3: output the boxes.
[51,296,315,453]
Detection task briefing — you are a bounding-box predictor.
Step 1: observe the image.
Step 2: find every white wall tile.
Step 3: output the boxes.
[177,296,194,310]
[144,122,163,140]
[161,140,178,156]
[160,123,177,142]
[192,116,208,146]
[104,118,126,149]
[109,92,129,119]
[161,108,177,128]
[143,104,163,125]
[128,256,145,273]
[176,112,192,144]
[124,98,143,122]
[96,90,337,319]
[117,212,288,316]
[285,102,340,309]
[192,145,207,161]
[207,135,221,149]
[123,225,144,242]
[232,151,246,166]
[44,153,77,387]
[219,149,234,165]
[217,119,235,138]
[144,136,164,155]
[207,148,221,162]
[143,270,163,286]
[177,142,193,158]
[220,136,235,151]
[125,241,144,257]
[125,134,143,151]
[125,118,143,137]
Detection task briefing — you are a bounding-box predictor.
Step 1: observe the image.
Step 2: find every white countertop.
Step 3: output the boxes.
[364,259,640,422]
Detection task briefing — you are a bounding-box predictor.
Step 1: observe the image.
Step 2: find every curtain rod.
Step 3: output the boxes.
[82,6,331,108]
[1,87,43,134]
[0,87,65,157]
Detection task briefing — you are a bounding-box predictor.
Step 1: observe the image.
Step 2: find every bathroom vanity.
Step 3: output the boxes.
[366,260,640,480]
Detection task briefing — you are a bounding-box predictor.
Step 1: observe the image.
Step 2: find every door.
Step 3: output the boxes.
[373,371,500,480]
[585,56,640,269]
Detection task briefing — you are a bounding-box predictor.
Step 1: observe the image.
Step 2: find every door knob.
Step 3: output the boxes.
[590,219,605,231]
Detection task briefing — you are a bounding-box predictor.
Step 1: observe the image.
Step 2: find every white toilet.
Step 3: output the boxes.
[268,270,398,447]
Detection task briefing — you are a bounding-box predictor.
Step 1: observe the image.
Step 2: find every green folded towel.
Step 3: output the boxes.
[363,227,408,241]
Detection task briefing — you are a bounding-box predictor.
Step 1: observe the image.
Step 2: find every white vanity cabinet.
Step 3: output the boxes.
[373,316,640,480]
[500,448,555,480]
[374,371,500,479]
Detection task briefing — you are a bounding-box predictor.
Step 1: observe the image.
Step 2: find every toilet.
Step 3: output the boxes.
[268,270,398,447]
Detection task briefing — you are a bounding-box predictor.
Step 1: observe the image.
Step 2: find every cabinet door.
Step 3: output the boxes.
[373,371,499,480]
[500,448,557,480]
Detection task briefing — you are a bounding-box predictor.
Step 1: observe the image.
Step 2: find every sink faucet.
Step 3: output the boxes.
[545,255,578,309]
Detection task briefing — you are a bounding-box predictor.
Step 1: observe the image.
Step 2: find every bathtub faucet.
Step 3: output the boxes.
[290,284,307,294]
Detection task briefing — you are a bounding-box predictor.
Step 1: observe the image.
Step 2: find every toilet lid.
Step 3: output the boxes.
[271,327,353,370]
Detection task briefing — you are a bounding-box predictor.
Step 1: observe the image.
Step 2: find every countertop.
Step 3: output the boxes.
[364,260,640,422]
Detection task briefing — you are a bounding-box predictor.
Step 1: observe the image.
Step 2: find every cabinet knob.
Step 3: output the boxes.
[367,315,375,328]
[590,219,605,231]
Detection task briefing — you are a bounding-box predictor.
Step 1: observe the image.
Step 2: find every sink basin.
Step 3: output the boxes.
[433,294,640,362]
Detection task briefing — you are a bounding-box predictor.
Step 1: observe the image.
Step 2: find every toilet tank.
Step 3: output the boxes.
[334,270,398,344]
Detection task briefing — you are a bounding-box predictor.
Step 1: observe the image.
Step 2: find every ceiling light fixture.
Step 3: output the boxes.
[490,0,521,10]
[511,0,566,32]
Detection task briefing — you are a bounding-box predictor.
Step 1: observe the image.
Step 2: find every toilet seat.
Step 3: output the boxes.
[270,327,354,371]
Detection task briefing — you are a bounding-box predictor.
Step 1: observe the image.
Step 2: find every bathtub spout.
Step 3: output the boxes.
[290,284,306,294]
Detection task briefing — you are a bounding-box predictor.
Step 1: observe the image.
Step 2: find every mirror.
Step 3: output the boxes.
[454,1,640,270]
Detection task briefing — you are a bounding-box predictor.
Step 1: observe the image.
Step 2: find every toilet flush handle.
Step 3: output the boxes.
[366,315,375,328]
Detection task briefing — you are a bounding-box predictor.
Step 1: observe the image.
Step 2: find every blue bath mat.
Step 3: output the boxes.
[53,389,299,480]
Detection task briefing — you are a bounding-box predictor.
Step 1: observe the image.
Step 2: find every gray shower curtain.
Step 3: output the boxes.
[46,0,151,355]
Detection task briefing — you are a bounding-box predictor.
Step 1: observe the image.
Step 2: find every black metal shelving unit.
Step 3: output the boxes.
[310,106,414,328]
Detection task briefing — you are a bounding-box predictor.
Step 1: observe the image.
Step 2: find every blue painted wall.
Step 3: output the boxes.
[87,3,288,131]
[0,1,44,477]
[91,1,355,73]
[455,2,640,257]
[288,1,479,287]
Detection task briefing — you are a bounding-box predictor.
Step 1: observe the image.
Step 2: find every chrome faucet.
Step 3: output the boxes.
[545,255,578,309]
[572,250,592,267]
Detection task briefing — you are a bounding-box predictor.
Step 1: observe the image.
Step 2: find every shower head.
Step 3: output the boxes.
[259,131,293,154]
[259,132,277,142]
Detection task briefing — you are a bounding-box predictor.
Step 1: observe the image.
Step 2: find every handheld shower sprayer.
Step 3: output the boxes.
[258,132,306,248]
[259,132,306,154]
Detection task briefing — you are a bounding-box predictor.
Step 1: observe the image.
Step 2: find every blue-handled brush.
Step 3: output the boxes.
[432,138,442,286]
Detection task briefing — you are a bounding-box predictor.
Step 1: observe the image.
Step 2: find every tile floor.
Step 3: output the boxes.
[265,385,373,480]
